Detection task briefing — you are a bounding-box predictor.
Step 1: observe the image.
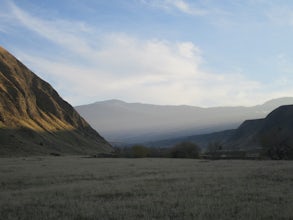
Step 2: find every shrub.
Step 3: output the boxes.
[206,141,222,153]
[114,145,150,158]
[170,142,200,158]
[261,132,293,160]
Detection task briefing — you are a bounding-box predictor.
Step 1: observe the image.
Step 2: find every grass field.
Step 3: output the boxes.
[0,157,292,220]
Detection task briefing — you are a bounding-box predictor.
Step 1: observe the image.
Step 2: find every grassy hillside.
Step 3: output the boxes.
[0,47,112,155]
[0,157,292,220]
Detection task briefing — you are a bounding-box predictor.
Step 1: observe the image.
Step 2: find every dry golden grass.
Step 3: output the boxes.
[0,157,292,219]
[0,47,112,154]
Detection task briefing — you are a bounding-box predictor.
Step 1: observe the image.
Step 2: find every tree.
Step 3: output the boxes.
[130,145,150,158]
[206,141,222,153]
[261,131,293,160]
[170,142,201,158]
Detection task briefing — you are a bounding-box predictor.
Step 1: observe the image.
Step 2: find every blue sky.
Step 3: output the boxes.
[0,0,293,106]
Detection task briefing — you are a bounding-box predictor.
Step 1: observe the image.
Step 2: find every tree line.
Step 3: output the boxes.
[112,142,201,158]
[95,138,293,160]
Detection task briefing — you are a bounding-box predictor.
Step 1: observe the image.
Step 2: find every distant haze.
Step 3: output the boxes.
[75,97,293,144]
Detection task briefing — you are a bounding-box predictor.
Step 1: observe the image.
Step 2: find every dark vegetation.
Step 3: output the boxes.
[170,142,201,158]
[261,132,293,160]
[110,138,292,160]
[111,142,201,159]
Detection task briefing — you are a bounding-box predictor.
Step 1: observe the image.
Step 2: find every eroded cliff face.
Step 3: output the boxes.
[0,46,112,156]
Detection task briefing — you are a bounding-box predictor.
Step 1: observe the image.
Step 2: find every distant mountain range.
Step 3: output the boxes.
[76,97,293,145]
[0,47,112,156]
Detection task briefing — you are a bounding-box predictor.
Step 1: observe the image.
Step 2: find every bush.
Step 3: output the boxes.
[261,132,293,160]
[205,141,223,158]
[131,145,150,158]
[206,141,222,153]
[170,142,200,158]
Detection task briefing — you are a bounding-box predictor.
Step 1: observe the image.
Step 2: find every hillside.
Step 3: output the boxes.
[0,47,112,156]
[147,129,234,149]
[76,98,293,144]
[223,105,293,158]
[224,119,265,150]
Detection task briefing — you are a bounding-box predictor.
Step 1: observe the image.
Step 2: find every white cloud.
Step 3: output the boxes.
[141,0,207,16]
[2,1,291,107]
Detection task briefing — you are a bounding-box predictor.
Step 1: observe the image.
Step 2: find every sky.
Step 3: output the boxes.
[0,0,293,107]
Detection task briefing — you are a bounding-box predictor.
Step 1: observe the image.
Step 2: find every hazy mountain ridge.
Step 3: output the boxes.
[76,97,293,144]
[0,47,112,156]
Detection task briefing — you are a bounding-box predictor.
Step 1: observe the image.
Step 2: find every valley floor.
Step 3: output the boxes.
[0,156,292,220]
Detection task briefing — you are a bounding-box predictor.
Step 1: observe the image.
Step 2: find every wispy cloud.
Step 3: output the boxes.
[140,0,208,16]
[1,1,291,107]
[265,5,293,26]
[8,1,96,57]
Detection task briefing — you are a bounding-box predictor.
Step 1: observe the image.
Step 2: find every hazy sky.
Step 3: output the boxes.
[0,0,293,107]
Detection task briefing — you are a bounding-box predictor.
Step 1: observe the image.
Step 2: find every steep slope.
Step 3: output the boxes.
[75,98,293,144]
[225,105,293,153]
[258,105,293,152]
[224,119,265,150]
[0,47,112,156]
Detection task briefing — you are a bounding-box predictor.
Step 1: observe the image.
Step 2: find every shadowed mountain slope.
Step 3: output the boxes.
[0,47,112,156]
[224,105,293,152]
[146,129,235,149]
[224,119,265,150]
